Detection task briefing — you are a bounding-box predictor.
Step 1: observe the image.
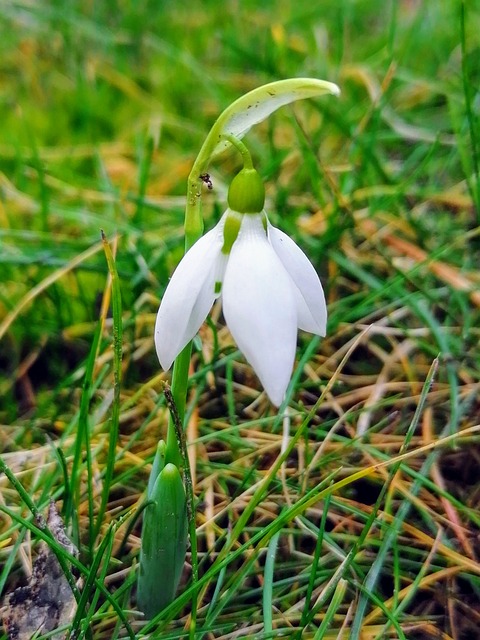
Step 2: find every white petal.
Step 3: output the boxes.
[155,220,227,370]
[268,223,327,336]
[223,215,297,406]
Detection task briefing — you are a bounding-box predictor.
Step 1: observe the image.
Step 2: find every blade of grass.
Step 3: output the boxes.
[298,491,333,636]
[70,512,130,640]
[134,133,155,226]
[263,529,281,635]
[313,578,347,640]
[67,321,101,553]
[95,231,122,540]
[0,529,27,596]
[460,0,480,218]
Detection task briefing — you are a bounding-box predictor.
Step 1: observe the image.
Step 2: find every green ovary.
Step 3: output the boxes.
[227,167,265,214]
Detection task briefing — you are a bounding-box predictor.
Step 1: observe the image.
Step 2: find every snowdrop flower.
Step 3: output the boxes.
[155,166,327,406]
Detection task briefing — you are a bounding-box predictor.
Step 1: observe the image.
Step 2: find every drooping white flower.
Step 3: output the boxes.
[155,168,327,406]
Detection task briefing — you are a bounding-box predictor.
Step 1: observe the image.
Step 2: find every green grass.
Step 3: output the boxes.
[1,0,480,638]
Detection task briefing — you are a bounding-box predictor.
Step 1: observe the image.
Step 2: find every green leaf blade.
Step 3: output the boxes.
[137,463,188,619]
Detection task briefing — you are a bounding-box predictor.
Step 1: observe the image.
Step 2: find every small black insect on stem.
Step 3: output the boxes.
[199,173,213,190]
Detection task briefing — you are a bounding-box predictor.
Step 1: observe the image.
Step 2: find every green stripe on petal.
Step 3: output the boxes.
[221,209,242,254]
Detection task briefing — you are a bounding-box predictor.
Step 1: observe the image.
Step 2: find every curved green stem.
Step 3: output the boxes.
[220,133,254,169]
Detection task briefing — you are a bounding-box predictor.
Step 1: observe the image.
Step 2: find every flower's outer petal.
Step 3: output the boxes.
[268,223,327,336]
[223,215,297,406]
[155,222,227,370]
